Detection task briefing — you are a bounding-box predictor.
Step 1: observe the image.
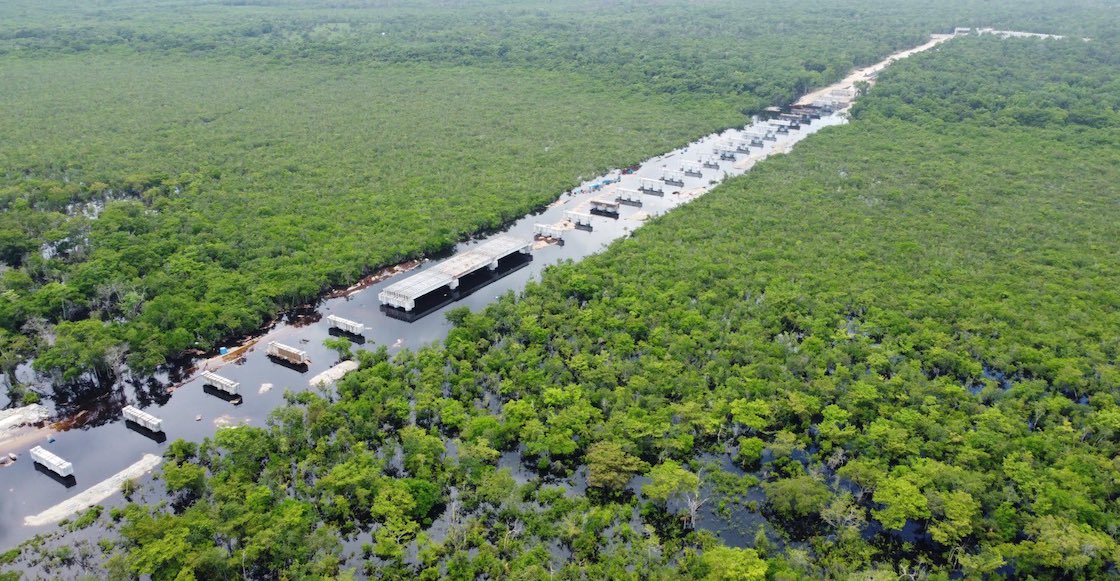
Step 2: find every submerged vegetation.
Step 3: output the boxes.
[6,33,1119,578]
[0,0,1112,403]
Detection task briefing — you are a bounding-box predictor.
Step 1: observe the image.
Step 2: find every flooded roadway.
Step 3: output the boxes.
[0,32,957,550]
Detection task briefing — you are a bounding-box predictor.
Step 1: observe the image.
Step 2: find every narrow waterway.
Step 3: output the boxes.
[0,33,957,550]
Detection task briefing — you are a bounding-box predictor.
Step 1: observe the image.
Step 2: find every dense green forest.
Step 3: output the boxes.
[0,0,1112,403]
[6,34,1119,579]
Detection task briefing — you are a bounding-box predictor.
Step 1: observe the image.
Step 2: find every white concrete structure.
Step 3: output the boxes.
[326,314,364,335]
[638,178,664,193]
[565,210,594,226]
[533,223,564,240]
[778,113,802,128]
[701,156,721,169]
[769,120,790,133]
[712,140,732,153]
[790,107,818,119]
[811,99,839,111]
[378,235,532,311]
[616,188,643,203]
[201,370,241,394]
[122,405,163,432]
[680,160,703,177]
[590,198,621,214]
[29,446,73,477]
[731,138,752,153]
[661,170,685,186]
[266,342,311,366]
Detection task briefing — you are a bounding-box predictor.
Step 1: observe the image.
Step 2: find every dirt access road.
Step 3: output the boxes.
[795,33,957,107]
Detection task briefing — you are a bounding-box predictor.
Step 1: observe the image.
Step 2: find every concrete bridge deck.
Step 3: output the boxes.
[379,235,532,311]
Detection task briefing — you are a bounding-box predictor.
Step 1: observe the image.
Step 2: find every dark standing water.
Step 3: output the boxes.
[0,111,849,550]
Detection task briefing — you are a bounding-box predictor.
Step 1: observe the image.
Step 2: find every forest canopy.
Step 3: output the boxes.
[0,0,1114,404]
[6,33,1119,579]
